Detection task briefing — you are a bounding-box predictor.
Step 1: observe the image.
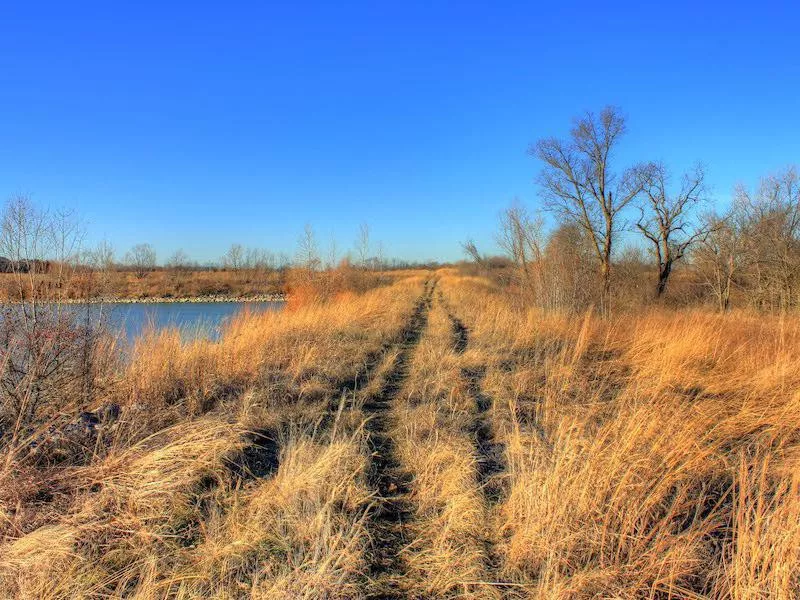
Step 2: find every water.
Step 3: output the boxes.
[73,301,284,342]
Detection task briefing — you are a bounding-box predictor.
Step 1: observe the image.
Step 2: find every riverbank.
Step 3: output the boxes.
[59,293,286,304]
[0,269,285,304]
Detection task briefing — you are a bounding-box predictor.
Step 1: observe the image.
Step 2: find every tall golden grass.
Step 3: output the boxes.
[440,273,800,598]
[1,271,799,598]
[0,276,425,598]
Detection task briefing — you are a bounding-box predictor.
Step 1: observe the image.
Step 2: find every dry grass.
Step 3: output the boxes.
[391,297,493,598]
[0,267,421,302]
[2,271,799,598]
[0,275,425,598]
[0,268,283,301]
[181,430,372,598]
[439,273,800,599]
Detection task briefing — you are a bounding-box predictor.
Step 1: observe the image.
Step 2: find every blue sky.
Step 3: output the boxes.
[1,1,798,263]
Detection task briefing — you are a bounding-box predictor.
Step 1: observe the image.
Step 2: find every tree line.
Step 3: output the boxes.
[0,197,411,279]
[465,106,800,313]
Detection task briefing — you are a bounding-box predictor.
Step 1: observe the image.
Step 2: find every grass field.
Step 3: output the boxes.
[1,270,799,598]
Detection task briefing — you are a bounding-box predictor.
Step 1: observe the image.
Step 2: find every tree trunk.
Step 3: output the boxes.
[656,259,672,297]
[600,260,611,315]
[721,274,732,312]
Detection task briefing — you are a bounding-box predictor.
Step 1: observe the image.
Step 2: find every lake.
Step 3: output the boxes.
[76,301,284,342]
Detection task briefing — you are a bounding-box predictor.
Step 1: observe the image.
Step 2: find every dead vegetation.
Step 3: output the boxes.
[2,270,800,598]
[439,273,800,599]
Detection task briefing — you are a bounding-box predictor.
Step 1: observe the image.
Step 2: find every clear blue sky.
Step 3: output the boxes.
[1,1,798,263]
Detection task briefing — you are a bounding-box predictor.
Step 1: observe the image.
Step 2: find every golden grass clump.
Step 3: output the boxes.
[184,433,372,598]
[0,418,246,597]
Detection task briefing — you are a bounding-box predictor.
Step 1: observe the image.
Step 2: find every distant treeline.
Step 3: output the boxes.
[0,198,446,302]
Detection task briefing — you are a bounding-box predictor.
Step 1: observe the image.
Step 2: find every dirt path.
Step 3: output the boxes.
[363,280,435,599]
[461,365,507,504]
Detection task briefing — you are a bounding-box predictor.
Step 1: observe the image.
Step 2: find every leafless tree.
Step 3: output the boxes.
[693,212,742,311]
[735,167,800,311]
[374,241,385,270]
[1,197,84,306]
[533,106,653,312]
[461,239,486,269]
[223,243,244,271]
[82,240,116,302]
[1,196,52,309]
[125,243,157,278]
[297,224,320,272]
[636,163,710,297]
[164,249,190,294]
[317,235,333,270]
[496,204,546,300]
[89,240,115,271]
[0,196,105,430]
[166,249,190,271]
[49,208,84,302]
[245,247,275,271]
[276,252,291,270]
[356,223,370,269]
[542,223,598,311]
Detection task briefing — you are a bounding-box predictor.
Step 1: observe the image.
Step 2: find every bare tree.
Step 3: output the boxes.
[297,224,320,272]
[276,252,291,270]
[166,249,190,270]
[125,243,157,278]
[533,106,652,312]
[223,243,244,271]
[461,239,486,269]
[375,240,385,270]
[735,167,800,311]
[356,223,370,269]
[165,249,190,295]
[245,247,275,271]
[82,240,115,301]
[636,163,710,297]
[543,223,598,311]
[0,197,104,429]
[496,204,546,299]
[326,236,339,270]
[1,196,52,308]
[694,212,742,311]
[49,207,84,302]
[90,240,115,271]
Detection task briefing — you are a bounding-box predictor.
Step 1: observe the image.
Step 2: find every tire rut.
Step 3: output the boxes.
[363,280,435,599]
[445,301,513,597]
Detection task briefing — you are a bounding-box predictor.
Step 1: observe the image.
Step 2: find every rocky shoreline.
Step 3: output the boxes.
[58,293,286,305]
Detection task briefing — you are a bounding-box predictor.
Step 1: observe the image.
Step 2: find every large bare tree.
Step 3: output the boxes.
[636,162,710,297]
[533,106,652,311]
